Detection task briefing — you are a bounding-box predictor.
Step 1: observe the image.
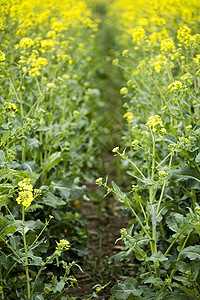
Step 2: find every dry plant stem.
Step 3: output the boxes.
[22,207,31,299]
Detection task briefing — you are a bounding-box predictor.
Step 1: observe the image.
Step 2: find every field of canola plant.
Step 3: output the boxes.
[1,0,200,299]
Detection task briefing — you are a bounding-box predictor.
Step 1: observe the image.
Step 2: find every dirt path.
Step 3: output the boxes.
[67,182,129,300]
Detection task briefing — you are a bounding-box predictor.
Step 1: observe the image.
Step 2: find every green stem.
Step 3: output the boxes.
[178,99,187,136]
[30,253,56,297]
[5,205,19,228]
[0,270,4,300]
[54,283,74,300]
[152,227,160,277]
[156,154,173,214]
[29,222,49,250]
[125,235,152,276]
[39,131,43,166]
[22,207,31,299]
[156,182,166,214]
[169,232,191,281]
[191,189,196,210]
[22,138,26,163]
[164,222,192,257]
[150,132,160,276]
[160,221,166,238]
[150,131,155,205]
[0,236,24,264]
[119,153,146,179]
[125,201,151,240]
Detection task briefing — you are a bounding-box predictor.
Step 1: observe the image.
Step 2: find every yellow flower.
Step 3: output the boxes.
[112,147,119,153]
[4,102,18,112]
[131,26,145,44]
[122,49,129,57]
[123,112,134,121]
[55,239,70,255]
[120,87,128,95]
[16,178,34,208]
[177,25,191,46]
[167,80,182,92]
[34,57,48,68]
[146,115,166,134]
[95,177,103,185]
[0,50,5,62]
[47,83,56,88]
[161,38,175,51]
[19,37,34,49]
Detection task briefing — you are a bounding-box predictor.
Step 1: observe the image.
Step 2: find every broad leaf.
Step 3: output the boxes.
[179,245,200,260]
[111,277,142,300]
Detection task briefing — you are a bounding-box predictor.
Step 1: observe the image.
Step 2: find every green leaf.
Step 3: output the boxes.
[42,191,66,208]
[53,180,84,201]
[144,276,163,287]
[111,181,126,201]
[149,204,157,229]
[53,279,65,292]
[179,245,200,260]
[111,277,142,300]
[147,251,168,262]
[170,165,200,184]
[40,152,62,175]
[27,251,43,265]
[195,152,200,163]
[173,276,192,286]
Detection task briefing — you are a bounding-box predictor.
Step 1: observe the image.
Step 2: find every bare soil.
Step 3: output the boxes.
[67,182,130,300]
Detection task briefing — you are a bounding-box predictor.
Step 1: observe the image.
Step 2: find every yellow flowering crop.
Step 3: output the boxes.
[0,50,6,62]
[168,81,182,92]
[146,115,166,135]
[16,178,34,208]
[123,112,134,121]
[161,38,175,52]
[55,239,70,255]
[19,37,34,49]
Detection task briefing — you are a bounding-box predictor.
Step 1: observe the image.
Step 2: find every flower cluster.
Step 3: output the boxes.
[168,80,182,92]
[55,239,70,255]
[150,54,168,73]
[130,26,145,44]
[123,112,134,121]
[120,87,128,95]
[16,178,34,208]
[0,50,5,62]
[177,25,191,46]
[146,115,167,135]
[19,37,34,49]
[4,102,18,117]
[161,38,175,52]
